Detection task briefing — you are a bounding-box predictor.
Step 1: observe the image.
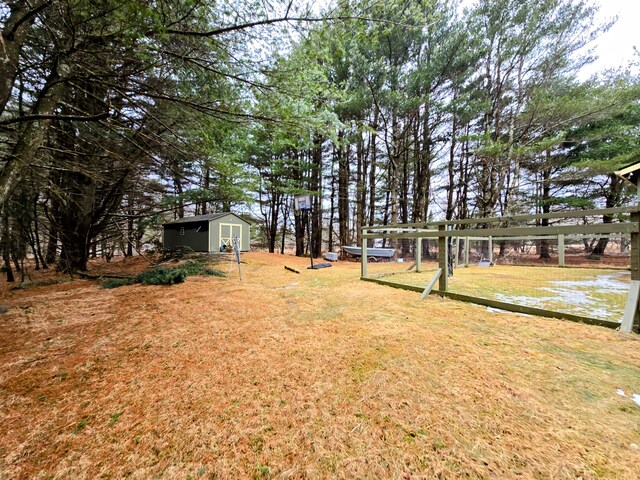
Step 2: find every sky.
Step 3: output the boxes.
[579,0,638,77]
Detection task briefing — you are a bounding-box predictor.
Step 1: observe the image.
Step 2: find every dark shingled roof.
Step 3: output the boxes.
[163,212,247,226]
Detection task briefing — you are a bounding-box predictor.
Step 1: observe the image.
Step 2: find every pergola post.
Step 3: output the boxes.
[631,183,640,332]
[488,236,493,263]
[454,237,459,268]
[438,225,448,291]
[464,236,469,267]
[361,235,368,278]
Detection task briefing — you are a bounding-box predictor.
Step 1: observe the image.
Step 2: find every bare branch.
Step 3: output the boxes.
[160,15,414,38]
[0,111,109,126]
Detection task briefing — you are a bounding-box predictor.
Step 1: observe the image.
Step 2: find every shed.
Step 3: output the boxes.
[163,212,251,252]
[615,161,640,187]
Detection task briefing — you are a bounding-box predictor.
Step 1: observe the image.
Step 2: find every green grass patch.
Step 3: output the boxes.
[375,265,629,321]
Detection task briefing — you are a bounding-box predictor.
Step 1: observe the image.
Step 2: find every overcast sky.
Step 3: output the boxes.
[579,0,638,77]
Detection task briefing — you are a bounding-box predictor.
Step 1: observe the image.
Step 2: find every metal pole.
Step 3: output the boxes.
[307,211,314,269]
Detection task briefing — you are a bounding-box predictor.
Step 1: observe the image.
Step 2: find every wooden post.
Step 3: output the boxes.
[454,237,459,268]
[464,236,469,267]
[416,238,422,273]
[438,225,448,291]
[361,235,368,278]
[419,268,442,300]
[488,236,493,263]
[631,183,640,332]
[558,234,565,267]
[621,281,640,333]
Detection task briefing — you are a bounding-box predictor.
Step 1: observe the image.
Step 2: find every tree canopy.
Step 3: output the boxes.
[1,0,638,276]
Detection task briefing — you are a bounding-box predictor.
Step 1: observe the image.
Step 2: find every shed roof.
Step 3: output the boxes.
[163,212,251,226]
[615,161,640,186]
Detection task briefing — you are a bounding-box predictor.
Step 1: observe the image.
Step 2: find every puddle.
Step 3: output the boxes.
[493,272,628,321]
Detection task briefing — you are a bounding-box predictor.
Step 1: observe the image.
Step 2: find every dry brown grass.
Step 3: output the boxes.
[1,253,639,479]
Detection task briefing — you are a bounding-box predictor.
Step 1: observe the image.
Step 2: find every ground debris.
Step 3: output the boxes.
[0,253,638,479]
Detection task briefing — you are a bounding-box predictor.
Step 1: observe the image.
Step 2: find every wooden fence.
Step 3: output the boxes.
[361,206,640,333]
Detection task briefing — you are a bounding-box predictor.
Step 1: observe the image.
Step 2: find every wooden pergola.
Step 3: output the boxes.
[361,195,640,334]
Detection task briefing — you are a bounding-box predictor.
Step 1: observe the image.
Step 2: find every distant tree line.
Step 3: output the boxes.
[1,0,639,280]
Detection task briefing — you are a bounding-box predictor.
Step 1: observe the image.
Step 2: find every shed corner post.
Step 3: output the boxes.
[361,232,368,279]
[438,224,448,291]
[631,186,640,332]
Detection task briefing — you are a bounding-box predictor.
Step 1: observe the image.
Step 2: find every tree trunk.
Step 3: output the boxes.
[311,136,323,257]
[2,207,15,282]
[59,234,91,272]
[367,116,378,247]
[0,2,50,116]
[46,221,58,264]
[280,201,288,255]
[126,192,134,257]
[355,135,365,246]
[294,211,305,257]
[593,174,623,255]
[328,150,336,253]
[0,59,69,207]
[337,133,350,248]
[539,165,551,259]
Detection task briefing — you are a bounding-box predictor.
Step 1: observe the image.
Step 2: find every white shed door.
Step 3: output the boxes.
[219,223,242,250]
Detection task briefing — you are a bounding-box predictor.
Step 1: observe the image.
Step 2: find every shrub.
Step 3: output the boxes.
[177,260,204,276]
[101,278,135,289]
[203,268,226,277]
[159,246,194,262]
[136,267,185,285]
[100,259,223,288]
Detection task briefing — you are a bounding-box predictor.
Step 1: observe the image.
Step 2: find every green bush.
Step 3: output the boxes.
[100,259,223,289]
[101,278,135,289]
[136,267,185,285]
[203,268,226,277]
[177,260,204,276]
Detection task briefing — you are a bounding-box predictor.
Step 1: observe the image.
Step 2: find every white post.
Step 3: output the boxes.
[558,234,565,267]
[416,238,422,273]
[488,236,493,263]
[464,237,470,267]
[361,236,368,278]
[454,236,459,268]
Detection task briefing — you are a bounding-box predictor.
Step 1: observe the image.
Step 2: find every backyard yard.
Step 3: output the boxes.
[370,263,630,322]
[1,252,639,479]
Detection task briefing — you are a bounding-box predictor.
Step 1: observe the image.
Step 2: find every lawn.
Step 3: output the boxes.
[1,253,639,479]
[371,263,630,322]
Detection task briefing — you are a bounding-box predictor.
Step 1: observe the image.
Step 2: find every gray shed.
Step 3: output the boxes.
[163,212,251,252]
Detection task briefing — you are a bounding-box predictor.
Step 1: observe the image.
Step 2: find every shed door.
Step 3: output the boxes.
[219,223,242,250]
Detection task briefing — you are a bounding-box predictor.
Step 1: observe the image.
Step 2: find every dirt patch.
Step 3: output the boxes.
[1,253,639,478]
